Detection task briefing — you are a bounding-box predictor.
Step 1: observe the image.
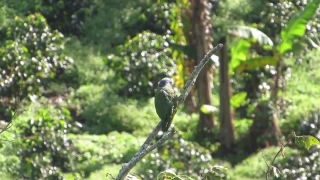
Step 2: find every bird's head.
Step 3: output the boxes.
[158,77,174,88]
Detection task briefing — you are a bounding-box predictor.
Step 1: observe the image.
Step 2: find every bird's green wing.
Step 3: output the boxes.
[155,88,171,120]
[155,87,176,131]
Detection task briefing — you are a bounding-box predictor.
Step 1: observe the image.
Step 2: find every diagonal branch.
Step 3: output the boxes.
[177,43,223,105]
[114,43,223,180]
[115,126,175,180]
[262,134,294,180]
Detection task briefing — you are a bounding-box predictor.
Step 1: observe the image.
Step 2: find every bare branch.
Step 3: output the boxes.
[177,43,223,105]
[0,122,12,135]
[114,43,223,180]
[263,134,294,180]
[115,125,174,180]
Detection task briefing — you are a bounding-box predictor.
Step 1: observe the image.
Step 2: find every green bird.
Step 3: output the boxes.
[155,77,177,132]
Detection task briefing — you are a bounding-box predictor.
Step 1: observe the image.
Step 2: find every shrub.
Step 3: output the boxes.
[72,84,159,134]
[231,146,298,179]
[275,146,320,179]
[68,131,144,177]
[0,13,77,98]
[2,0,92,36]
[0,100,75,179]
[105,31,177,99]
[134,133,230,179]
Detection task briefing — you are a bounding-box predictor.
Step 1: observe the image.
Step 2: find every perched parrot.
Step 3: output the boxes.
[155,77,177,132]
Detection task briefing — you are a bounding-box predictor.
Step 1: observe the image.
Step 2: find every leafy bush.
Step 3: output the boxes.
[72,84,159,134]
[276,109,320,179]
[134,133,230,179]
[68,132,144,177]
[63,38,110,85]
[0,100,75,180]
[275,146,320,179]
[105,31,177,99]
[82,0,177,54]
[2,0,93,36]
[280,49,320,134]
[81,0,150,53]
[244,0,320,49]
[0,13,77,98]
[231,147,298,179]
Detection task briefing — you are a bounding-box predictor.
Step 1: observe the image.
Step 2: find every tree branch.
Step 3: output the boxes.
[262,134,294,180]
[114,43,223,180]
[177,43,223,105]
[115,125,174,180]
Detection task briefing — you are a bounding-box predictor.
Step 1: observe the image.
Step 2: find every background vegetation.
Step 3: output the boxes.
[0,0,320,179]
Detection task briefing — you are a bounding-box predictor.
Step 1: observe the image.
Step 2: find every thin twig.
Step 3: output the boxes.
[263,135,294,180]
[260,149,269,167]
[0,122,12,135]
[114,43,223,180]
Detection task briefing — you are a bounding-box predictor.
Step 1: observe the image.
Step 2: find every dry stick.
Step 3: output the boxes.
[114,43,224,180]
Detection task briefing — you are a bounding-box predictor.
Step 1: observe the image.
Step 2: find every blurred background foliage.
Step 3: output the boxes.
[0,0,320,179]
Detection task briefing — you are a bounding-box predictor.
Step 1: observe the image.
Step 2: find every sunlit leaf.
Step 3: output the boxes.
[277,0,320,54]
[235,56,278,72]
[210,54,219,65]
[126,174,142,180]
[229,39,251,74]
[230,92,247,108]
[174,175,193,180]
[200,104,218,114]
[157,170,177,180]
[294,135,320,150]
[269,165,282,178]
[204,166,229,179]
[227,26,274,46]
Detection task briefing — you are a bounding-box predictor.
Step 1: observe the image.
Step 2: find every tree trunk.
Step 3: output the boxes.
[184,60,197,114]
[189,0,215,139]
[247,100,281,153]
[218,37,235,151]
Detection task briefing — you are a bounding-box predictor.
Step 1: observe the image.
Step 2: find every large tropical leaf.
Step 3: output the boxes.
[277,0,320,54]
[227,26,274,47]
[235,56,278,72]
[229,39,251,74]
[230,92,247,108]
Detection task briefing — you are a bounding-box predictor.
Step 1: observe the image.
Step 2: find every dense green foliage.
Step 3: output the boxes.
[0,100,74,179]
[0,0,320,179]
[0,13,76,98]
[106,31,177,98]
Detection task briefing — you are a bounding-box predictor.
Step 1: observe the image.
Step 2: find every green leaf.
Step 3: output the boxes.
[277,0,320,54]
[227,26,274,46]
[294,135,320,150]
[269,165,282,178]
[126,174,142,180]
[235,56,278,72]
[229,39,251,74]
[157,170,177,180]
[173,175,193,180]
[200,104,218,114]
[230,92,247,108]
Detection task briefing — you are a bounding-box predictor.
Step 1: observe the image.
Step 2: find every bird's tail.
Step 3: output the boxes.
[161,120,171,132]
[161,108,177,132]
